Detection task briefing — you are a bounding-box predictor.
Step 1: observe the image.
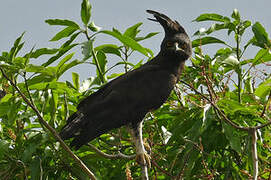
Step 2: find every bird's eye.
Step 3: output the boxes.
[166,42,174,47]
[179,43,187,50]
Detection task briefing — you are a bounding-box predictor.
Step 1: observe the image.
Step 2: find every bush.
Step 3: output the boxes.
[0,1,270,179]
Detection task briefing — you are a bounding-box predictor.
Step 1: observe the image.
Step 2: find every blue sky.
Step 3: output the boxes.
[1,0,270,81]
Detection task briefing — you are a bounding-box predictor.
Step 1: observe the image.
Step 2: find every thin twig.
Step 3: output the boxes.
[23,72,34,105]
[0,67,97,180]
[151,159,174,178]
[236,25,242,104]
[180,80,249,131]
[87,144,135,160]
[63,93,69,121]
[260,90,271,117]
[255,115,271,130]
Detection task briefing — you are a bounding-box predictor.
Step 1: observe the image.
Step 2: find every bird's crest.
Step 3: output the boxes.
[146,10,186,35]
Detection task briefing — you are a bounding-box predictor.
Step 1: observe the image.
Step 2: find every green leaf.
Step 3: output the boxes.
[50,26,78,41]
[25,64,46,73]
[135,32,159,41]
[241,49,271,66]
[101,29,149,56]
[8,32,25,61]
[95,44,121,57]
[56,53,74,72]
[42,32,80,67]
[30,157,41,180]
[87,21,101,32]
[222,122,241,153]
[192,36,226,48]
[57,59,81,78]
[0,102,10,116]
[0,94,12,103]
[252,22,271,48]
[193,13,230,22]
[96,51,107,74]
[81,0,92,25]
[0,140,9,159]
[220,55,239,67]
[45,19,80,29]
[239,20,251,35]
[231,9,240,22]
[81,40,92,60]
[22,142,39,162]
[255,78,271,99]
[25,64,56,77]
[145,48,154,57]
[72,72,80,90]
[13,57,27,69]
[194,23,222,36]
[79,78,93,92]
[123,22,142,39]
[254,49,271,64]
[29,82,72,95]
[27,75,54,86]
[24,48,58,59]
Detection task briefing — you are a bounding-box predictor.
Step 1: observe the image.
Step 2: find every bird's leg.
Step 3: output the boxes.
[130,121,150,180]
[130,121,151,167]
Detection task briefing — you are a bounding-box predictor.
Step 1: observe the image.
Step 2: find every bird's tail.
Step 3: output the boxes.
[59,112,84,140]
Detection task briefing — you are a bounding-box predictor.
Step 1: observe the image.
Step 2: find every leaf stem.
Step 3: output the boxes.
[236,25,242,103]
[90,41,105,83]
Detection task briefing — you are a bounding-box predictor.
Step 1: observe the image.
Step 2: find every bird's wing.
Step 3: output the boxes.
[60,63,175,148]
[77,63,171,113]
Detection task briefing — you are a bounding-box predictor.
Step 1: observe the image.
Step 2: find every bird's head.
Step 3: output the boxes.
[147,10,192,60]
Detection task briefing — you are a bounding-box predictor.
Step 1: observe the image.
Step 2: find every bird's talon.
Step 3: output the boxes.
[136,152,151,168]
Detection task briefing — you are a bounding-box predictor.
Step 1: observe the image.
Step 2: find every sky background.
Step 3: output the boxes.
[1,0,270,82]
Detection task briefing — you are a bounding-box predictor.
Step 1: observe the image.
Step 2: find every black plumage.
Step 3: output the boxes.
[60,10,192,150]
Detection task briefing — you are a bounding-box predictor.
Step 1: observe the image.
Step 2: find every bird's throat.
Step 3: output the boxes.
[172,60,185,79]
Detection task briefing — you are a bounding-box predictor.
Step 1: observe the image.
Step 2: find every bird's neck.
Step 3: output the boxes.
[154,53,186,78]
[169,59,185,79]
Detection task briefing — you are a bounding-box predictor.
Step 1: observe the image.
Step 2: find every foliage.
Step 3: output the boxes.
[0,1,271,179]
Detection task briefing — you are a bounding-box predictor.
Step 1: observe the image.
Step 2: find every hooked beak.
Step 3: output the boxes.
[174,42,185,53]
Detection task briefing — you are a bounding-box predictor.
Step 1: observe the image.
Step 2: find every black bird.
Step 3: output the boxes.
[60,10,192,165]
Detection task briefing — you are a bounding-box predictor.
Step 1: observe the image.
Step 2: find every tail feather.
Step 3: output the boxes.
[70,122,113,149]
[59,112,84,140]
[59,109,127,149]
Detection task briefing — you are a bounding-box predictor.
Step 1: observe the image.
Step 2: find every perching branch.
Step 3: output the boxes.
[140,162,149,180]
[250,128,258,180]
[0,67,97,180]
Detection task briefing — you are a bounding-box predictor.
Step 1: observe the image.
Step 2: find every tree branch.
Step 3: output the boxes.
[0,67,97,180]
[250,128,258,180]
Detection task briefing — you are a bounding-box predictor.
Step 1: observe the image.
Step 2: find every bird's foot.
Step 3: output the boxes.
[136,152,151,168]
